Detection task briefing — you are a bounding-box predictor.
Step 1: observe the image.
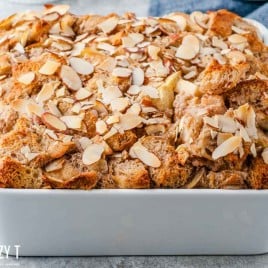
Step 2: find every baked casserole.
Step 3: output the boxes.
[0,5,267,189]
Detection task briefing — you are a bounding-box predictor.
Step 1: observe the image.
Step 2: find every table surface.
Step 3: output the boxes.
[0,1,268,267]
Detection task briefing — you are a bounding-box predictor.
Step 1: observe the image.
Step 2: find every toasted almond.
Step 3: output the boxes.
[250,143,257,157]
[212,36,228,50]
[226,51,246,65]
[246,106,258,139]
[43,12,60,22]
[176,79,198,96]
[60,115,83,129]
[82,143,104,165]
[129,33,144,44]
[106,115,120,125]
[130,142,161,168]
[217,115,237,133]
[27,102,44,117]
[96,120,108,135]
[127,103,141,115]
[262,148,268,164]
[45,159,65,172]
[176,35,199,60]
[132,67,144,86]
[141,86,159,98]
[167,14,186,31]
[234,103,249,123]
[127,85,141,95]
[60,65,82,91]
[44,4,70,15]
[36,82,57,103]
[118,114,143,130]
[42,112,67,131]
[212,136,242,160]
[110,97,129,112]
[47,101,62,117]
[75,87,92,100]
[79,137,92,150]
[122,36,136,48]
[71,102,81,114]
[101,86,122,104]
[231,26,249,35]
[98,16,118,34]
[18,72,35,85]
[39,60,60,75]
[69,57,94,75]
[204,116,219,129]
[148,45,160,60]
[97,42,116,54]
[112,67,132,77]
[228,34,247,44]
[103,127,118,140]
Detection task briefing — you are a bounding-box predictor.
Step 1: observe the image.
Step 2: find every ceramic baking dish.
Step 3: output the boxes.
[0,20,267,257]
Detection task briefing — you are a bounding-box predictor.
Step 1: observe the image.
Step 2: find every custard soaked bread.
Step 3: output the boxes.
[0,6,267,189]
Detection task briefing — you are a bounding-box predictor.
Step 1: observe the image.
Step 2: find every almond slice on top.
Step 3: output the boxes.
[212,136,242,160]
[39,60,61,75]
[44,4,70,15]
[42,112,67,131]
[98,16,118,34]
[112,67,132,77]
[36,82,56,103]
[176,35,200,60]
[129,142,161,168]
[45,158,65,172]
[75,87,93,100]
[27,102,44,117]
[262,148,268,164]
[110,97,129,112]
[82,143,104,165]
[118,114,143,131]
[18,72,35,85]
[69,57,94,75]
[132,67,144,86]
[60,65,82,91]
[96,120,108,135]
[60,115,83,129]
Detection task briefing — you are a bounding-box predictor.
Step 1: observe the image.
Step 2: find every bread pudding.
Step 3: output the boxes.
[0,5,267,189]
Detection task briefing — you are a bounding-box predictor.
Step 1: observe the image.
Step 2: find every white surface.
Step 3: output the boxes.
[0,0,150,17]
[0,189,268,256]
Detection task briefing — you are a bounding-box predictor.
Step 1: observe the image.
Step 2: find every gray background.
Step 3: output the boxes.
[0,1,268,267]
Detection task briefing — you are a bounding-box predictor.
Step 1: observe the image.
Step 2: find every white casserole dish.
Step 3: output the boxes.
[0,20,267,257]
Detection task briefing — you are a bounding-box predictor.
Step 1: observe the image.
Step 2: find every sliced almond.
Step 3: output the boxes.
[127,85,141,95]
[106,115,120,125]
[212,136,242,160]
[97,42,115,54]
[96,120,108,135]
[130,142,161,168]
[45,159,65,172]
[226,51,246,65]
[228,34,247,44]
[82,143,104,165]
[167,14,186,31]
[204,116,218,129]
[36,82,56,103]
[101,86,122,104]
[148,45,160,60]
[43,12,60,22]
[27,102,44,117]
[246,106,258,139]
[141,86,159,98]
[250,143,257,157]
[110,97,129,112]
[176,35,199,60]
[39,60,61,75]
[98,17,118,34]
[118,114,143,130]
[132,67,144,86]
[60,115,83,129]
[112,67,132,77]
[212,36,228,50]
[217,115,237,133]
[127,103,141,115]
[261,148,268,164]
[60,65,82,91]
[69,57,94,75]
[129,33,144,44]
[44,4,70,15]
[75,87,92,100]
[47,101,61,117]
[42,112,67,131]
[79,137,92,150]
[217,133,233,146]
[176,79,198,96]
[18,72,35,85]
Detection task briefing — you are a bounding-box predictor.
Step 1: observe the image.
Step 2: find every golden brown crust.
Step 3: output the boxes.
[248,157,268,189]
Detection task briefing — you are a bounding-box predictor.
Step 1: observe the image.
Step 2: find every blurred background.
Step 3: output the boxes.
[1,0,267,27]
